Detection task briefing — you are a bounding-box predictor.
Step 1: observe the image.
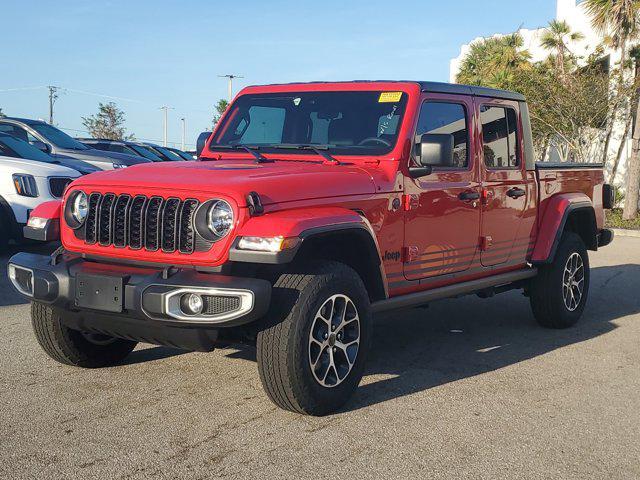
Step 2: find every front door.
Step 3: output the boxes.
[478,102,529,266]
[403,95,481,282]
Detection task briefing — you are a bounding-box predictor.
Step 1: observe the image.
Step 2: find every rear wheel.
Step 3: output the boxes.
[31,302,137,367]
[256,261,371,416]
[529,232,590,328]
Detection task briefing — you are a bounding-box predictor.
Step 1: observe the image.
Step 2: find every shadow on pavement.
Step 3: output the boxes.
[345,264,640,412]
[123,345,189,365]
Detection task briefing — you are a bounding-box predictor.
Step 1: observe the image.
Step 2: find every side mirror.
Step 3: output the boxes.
[196,131,211,158]
[31,140,50,153]
[409,134,454,178]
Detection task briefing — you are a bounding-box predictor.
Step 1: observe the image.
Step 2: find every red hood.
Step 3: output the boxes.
[71,159,377,206]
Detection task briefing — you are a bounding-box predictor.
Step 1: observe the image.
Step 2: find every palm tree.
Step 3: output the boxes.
[585,0,640,219]
[456,32,531,90]
[540,20,585,76]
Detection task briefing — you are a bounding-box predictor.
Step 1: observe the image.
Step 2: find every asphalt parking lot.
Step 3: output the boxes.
[1,239,639,480]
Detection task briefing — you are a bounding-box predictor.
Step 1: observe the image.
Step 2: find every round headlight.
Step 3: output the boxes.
[207,200,234,238]
[71,191,88,224]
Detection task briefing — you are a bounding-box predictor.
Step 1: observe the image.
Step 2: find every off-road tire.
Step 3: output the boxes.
[530,232,590,329]
[256,261,372,416]
[31,302,137,367]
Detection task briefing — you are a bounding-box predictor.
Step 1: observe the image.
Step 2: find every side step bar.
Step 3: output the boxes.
[371,268,537,314]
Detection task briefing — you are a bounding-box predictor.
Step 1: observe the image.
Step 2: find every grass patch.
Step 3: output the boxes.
[605,209,640,230]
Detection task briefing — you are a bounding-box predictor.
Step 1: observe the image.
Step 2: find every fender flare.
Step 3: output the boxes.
[531,193,597,264]
[229,206,382,264]
[228,207,388,298]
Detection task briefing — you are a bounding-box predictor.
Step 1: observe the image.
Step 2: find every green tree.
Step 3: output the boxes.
[81,102,134,140]
[213,99,229,126]
[585,0,640,219]
[456,32,532,90]
[540,20,585,76]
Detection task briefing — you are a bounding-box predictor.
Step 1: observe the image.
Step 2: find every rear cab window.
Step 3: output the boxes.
[480,105,519,168]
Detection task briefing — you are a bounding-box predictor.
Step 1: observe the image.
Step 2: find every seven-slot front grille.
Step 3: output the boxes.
[49,177,74,198]
[80,193,200,254]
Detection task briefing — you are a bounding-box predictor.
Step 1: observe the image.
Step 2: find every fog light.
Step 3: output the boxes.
[180,293,203,315]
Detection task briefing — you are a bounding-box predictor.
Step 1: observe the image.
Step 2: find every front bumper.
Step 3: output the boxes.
[7,252,271,351]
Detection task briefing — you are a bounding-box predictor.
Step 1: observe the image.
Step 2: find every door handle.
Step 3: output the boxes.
[458,191,480,201]
[506,187,526,199]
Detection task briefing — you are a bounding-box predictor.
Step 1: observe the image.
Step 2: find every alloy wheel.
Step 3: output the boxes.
[308,294,360,388]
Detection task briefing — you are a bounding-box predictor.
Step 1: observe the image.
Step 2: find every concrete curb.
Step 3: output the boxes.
[611,228,640,238]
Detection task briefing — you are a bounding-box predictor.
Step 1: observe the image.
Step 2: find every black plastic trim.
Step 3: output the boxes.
[23,219,60,242]
[371,268,537,313]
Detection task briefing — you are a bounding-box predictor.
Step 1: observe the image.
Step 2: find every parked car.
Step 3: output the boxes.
[0,154,80,252]
[77,138,164,162]
[142,143,186,161]
[9,81,614,416]
[167,147,195,161]
[0,118,151,170]
[0,132,99,175]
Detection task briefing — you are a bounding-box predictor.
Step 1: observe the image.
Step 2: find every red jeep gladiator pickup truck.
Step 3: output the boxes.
[8,81,614,415]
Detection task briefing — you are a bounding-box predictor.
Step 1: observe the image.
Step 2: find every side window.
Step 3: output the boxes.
[415,102,468,168]
[239,106,285,144]
[481,106,519,168]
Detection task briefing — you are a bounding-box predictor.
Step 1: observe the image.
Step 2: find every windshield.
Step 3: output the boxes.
[210,91,408,155]
[29,123,90,150]
[170,148,194,160]
[130,145,163,161]
[0,134,54,162]
[153,145,184,161]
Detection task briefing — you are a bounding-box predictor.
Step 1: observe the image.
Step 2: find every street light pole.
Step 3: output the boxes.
[180,117,185,151]
[218,74,244,102]
[159,106,173,147]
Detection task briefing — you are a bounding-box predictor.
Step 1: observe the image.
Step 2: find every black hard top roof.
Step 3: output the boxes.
[417,81,525,101]
[252,80,525,102]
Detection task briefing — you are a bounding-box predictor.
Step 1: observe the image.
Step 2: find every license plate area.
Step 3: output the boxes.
[75,273,125,313]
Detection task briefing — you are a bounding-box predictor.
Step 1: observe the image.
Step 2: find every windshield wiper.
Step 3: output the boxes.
[268,144,340,165]
[209,144,273,163]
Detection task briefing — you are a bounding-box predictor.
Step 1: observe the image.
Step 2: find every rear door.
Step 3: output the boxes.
[403,94,481,281]
[478,101,531,266]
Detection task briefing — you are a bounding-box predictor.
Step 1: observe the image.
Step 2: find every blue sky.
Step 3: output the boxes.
[0,0,555,150]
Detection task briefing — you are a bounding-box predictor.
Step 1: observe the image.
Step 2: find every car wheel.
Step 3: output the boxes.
[256,261,372,416]
[31,302,137,367]
[529,232,590,329]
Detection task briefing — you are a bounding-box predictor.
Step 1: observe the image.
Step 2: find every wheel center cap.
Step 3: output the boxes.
[328,333,337,347]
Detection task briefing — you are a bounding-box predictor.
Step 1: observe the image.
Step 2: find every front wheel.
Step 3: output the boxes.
[256,261,372,416]
[31,302,137,367]
[529,232,590,328]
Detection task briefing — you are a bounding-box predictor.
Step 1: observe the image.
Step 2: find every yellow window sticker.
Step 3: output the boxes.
[378,91,403,103]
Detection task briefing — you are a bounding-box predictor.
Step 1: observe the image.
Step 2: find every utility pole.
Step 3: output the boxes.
[218,74,243,102]
[159,106,173,147]
[47,86,59,125]
[180,117,186,151]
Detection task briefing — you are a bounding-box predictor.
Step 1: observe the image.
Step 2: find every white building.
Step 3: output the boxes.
[449,0,633,187]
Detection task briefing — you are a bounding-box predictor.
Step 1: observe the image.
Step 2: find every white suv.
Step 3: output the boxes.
[0,156,80,252]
